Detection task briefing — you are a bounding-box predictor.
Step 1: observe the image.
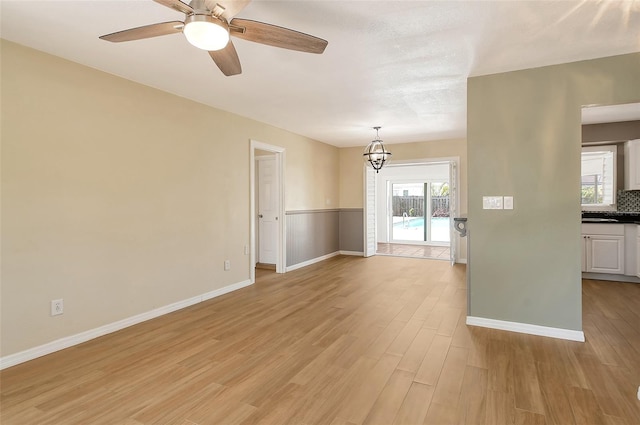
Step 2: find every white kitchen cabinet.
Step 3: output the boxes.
[636,225,640,278]
[624,224,637,276]
[624,139,640,190]
[581,235,587,272]
[581,223,625,274]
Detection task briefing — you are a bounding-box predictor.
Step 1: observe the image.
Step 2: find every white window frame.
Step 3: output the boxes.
[581,145,617,211]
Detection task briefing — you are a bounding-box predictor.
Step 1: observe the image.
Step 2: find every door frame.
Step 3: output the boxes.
[364,157,460,261]
[250,140,286,283]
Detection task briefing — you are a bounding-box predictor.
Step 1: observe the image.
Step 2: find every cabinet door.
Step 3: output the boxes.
[586,235,624,274]
[625,140,640,190]
[581,236,587,273]
[636,236,640,278]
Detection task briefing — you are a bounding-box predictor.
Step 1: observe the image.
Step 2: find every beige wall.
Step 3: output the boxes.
[0,40,338,357]
[285,135,339,210]
[338,146,366,209]
[338,138,468,213]
[468,52,640,331]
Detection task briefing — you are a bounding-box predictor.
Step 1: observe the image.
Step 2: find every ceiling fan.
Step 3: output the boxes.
[99,0,328,76]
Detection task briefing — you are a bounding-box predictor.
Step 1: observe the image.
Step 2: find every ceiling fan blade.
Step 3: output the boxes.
[230,19,327,54]
[100,21,184,43]
[205,0,251,20]
[208,40,242,76]
[153,0,194,15]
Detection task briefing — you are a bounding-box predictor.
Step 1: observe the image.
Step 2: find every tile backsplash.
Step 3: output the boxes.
[617,190,640,212]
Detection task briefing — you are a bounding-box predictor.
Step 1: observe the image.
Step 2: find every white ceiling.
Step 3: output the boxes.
[2,0,639,147]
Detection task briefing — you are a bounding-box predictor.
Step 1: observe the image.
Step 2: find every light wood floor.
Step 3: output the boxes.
[2,256,639,424]
[377,243,450,260]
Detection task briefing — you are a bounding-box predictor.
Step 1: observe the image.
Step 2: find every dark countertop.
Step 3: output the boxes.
[582,211,640,224]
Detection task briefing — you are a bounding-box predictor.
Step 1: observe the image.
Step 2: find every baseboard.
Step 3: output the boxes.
[582,272,640,283]
[286,251,340,272]
[466,316,585,342]
[0,279,252,370]
[200,279,253,301]
[339,250,363,256]
[456,257,467,264]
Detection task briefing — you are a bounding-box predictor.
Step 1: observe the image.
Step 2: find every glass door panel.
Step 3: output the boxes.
[430,182,450,243]
[391,182,425,242]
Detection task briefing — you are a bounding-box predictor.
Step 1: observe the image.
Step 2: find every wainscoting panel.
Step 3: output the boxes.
[286,210,340,267]
[339,209,364,253]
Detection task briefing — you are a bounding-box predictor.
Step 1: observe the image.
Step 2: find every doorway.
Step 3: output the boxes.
[388,180,451,245]
[364,159,459,262]
[250,140,286,283]
[256,154,278,268]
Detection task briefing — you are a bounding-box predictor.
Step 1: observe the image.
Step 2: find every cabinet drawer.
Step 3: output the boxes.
[582,223,624,236]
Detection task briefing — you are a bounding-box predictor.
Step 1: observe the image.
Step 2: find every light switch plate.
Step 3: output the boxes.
[482,196,491,209]
[503,196,514,209]
[482,196,504,209]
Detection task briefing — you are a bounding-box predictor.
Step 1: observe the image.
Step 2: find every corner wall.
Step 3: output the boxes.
[467,52,640,332]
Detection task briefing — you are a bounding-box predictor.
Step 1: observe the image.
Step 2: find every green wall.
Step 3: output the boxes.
[467,53,640,331]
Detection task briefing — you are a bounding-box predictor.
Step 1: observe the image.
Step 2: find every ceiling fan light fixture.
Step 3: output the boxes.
[363,126,392,173]
[183,14,229,51]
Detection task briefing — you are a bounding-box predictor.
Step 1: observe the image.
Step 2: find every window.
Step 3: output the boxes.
[581,145,616,210]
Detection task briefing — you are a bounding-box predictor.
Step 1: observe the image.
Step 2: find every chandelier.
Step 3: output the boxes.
[363,126,392,173]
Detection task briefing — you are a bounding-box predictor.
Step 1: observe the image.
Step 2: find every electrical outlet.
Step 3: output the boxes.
[51,299,64,316]
[224,260,231,271]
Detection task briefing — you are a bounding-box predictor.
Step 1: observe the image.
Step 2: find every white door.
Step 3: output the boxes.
[257,156,278,264]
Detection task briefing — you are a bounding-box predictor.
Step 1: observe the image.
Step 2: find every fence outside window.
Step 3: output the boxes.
[392,195,450,217]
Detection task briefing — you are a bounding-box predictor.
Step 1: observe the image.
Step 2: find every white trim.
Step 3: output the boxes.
[466,316,585,342]
[363,165,376,257]
[457,257,467,264]
[250,140,286,284]
[339,250,364,256]
[385,157,458,167]
[286,251,340,272]
[0,279,252,370]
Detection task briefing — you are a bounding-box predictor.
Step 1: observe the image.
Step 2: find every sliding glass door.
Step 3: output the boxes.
[389,180,450,245]
[430,181,450,243]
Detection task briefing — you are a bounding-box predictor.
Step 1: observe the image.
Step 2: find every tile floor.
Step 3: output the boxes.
[376,242,450,260]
